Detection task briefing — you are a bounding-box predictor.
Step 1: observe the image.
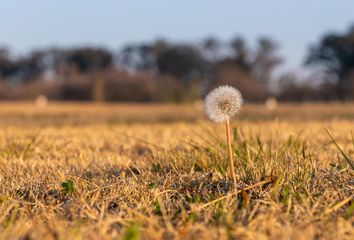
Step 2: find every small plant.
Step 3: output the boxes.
[61,179,74,195]
[124,223,140,240]
[326,129,354,170]
[205,85,243,188]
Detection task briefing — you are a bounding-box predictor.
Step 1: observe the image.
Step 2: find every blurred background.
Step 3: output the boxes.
[0,0,353,103]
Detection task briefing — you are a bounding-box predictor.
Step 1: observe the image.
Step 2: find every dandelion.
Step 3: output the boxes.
[35,95,48,108]
[265,97,278,111]
[205,85,243,188]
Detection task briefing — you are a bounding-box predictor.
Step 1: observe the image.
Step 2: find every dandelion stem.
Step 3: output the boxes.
[225,117,237,188]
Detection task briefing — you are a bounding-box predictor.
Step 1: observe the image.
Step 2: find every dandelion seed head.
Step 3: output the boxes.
[265,97,278,111]
[205,85,243,122]
[35,95,48,108]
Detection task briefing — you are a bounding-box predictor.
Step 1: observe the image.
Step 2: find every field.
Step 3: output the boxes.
[0,102,353,240]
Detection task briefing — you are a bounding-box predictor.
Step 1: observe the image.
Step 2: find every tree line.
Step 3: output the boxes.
[0,25,353,102]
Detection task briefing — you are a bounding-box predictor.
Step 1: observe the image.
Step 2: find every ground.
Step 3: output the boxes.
[0,102,353,240]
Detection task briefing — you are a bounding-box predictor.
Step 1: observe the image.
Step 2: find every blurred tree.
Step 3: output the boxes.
[64,47,113,102]
[253,37,282,85]
[156,44,206,84]
[0,49,48,82]
[119,41,206,101]
[230,37,251,72]
[202,37,221,62]
[14,51,47,81]
[65,47,113,72]
[0,48,17,79]
[306,25,354,99]
[119,40,169,71]
[41,48,68,76]
[120,44,155,71]
[152,39,169,57]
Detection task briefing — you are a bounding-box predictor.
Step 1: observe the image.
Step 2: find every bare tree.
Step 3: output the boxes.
[253,37,282,86]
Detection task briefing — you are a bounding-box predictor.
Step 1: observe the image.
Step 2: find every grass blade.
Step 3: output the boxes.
[325,129,354,170]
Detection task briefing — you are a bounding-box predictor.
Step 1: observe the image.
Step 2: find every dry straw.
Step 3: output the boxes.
[205,85,243,188]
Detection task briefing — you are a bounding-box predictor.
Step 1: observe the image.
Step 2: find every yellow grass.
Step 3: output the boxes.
[0,102,353,239]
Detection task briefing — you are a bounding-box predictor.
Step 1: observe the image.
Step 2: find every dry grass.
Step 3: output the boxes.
[0,102,353,239]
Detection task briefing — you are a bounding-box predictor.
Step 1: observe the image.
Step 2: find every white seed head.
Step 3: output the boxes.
[35,95,48,108]
[205,85,243,122]
[265,97,278,111]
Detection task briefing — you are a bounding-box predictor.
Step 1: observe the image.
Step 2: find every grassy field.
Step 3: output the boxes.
[0,102,353,239]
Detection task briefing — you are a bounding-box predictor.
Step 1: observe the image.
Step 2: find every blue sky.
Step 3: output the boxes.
[0,0,353,73]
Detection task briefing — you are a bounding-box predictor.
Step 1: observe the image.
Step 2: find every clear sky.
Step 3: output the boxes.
[0,0,353,73]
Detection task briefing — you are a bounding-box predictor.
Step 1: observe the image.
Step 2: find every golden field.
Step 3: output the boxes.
[0,102,353,240]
